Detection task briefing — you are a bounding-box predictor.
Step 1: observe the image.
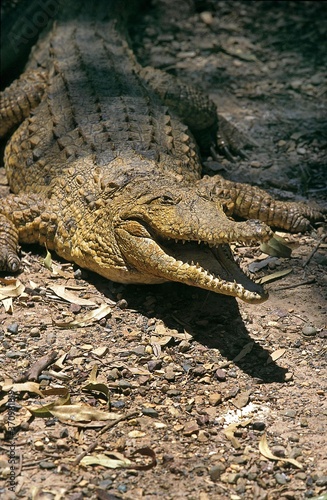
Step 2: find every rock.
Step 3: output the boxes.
[252,421,266,431]
[209,463,226,481]
[7,323,19,334]
[282,409,297,418]
[147,359,162,372]
[200,11,213,25]
[6,350,25,358]
[316,475,327,487]
[164,367,176,381]
[302,325,317,336]
[183,420,199,436]
[166,389,181,397]
[215,369,226,381]
[192,365,206,376]
[275,473,288,485]
[271,445,286,457]
[39,460,57,469]
[30,327,41,337]
[209,393,222,406]
[178,340,191,352]
[142,407,159,418]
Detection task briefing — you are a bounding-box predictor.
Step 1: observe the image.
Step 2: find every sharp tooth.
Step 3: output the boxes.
[198,240,201,245]
[182,239,186,244]
[175,239,178,244]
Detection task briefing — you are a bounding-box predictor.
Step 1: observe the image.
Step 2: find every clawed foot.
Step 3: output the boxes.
[213,114,258,162]
[0,249,21,273]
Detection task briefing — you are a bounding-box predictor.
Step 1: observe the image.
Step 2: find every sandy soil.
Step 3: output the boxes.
[0,1,326,499]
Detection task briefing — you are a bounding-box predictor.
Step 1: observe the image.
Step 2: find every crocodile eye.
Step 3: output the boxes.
[149,194,176,205]
[161,195,175,204]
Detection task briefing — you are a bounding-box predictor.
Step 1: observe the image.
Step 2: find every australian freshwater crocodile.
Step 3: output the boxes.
[0,0,323,303]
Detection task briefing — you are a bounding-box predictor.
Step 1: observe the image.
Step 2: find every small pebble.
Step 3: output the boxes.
[275,472,288,485]
[295,472,307,481]
[227,369,238,378]
[290,447,302,459]
[215,368,226,381]
[6,350,25,359]
[200,11,213,25]
[252,421,266,431]
[166,389,181,397]
[250,160,261,168]
[7,323,19,334]
[316,475,327,487]
[209,393,222,406]
[30,327,41,338]
[209,463,226,481]
[302,325,317,336]
[147,360,162,372]
[39,461,57,469]
[117,484,128,493]
[142,407,159,418]
[221,472,238,484]
[192,365,206,376]
[178,340,191,352]
[282,409,297,418]
[164,367,176,382]
[272,445,286,458]
[111,401,125,409]
[98,479,113,489]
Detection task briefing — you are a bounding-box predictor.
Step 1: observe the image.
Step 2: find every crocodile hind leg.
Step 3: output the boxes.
[0,69,47,137]
[0,193,56,272]
[139,65,251,159]
[197,175,324,233]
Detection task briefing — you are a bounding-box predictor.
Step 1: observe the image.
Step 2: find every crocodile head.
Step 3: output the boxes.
[112,179,273,303]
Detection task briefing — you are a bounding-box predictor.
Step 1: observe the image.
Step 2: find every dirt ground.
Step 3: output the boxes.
[0,1,327,499]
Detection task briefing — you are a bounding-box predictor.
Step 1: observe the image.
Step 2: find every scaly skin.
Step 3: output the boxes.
[0,0,323,303]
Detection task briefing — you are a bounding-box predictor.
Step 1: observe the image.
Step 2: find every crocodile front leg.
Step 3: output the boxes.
[0,193,57,271]
[197,175,324,232]
[0,69,47,137]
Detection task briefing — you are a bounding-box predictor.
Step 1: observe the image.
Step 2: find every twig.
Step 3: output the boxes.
[72,410,139,466]
[14,351,58,382]
[303,234,326,267]
[274,278,315,291]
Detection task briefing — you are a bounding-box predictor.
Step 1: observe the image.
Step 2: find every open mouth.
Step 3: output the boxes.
[160,237,268,303]
[117,220,268,303]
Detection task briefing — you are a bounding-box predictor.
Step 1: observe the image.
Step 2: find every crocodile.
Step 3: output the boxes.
[0,0,323,304]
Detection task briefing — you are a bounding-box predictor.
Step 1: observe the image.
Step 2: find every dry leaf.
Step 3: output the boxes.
[49,404,121,422]
[233,342,254,363]
[260,235,292,258]
[128,430,146,438]
[2,297,13,313]
[2,381,44,397]
[267,348,286,364]
[257,268,292,285]
[224,419,252,449]
[224,423,242,449]
[48,285,96,306]
[53,303,111,328]
[259,433,303,468]
[82,365,110,403]
[80,452,131,469]
[0,280,25,300]
[27,392,71,418]
[43,248,53,270]
[130,446,157,471]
